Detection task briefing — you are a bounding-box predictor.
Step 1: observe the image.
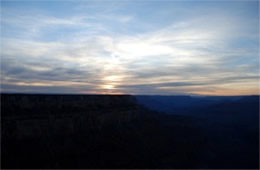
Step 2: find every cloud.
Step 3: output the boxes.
[1,1,259,95]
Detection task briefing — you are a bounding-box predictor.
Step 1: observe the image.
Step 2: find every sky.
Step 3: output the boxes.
[1,0,259,95]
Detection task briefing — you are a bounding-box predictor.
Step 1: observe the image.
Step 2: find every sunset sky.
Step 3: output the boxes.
[1,1,259,95]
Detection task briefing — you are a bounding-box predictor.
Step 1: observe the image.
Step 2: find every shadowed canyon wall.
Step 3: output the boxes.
[1,94,259,169]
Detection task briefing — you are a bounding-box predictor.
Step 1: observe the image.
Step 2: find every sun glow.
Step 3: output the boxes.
[103,84,115,90]
[104,75,122,82]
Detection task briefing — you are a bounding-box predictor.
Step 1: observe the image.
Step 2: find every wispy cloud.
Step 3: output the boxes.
[1,1,259,95]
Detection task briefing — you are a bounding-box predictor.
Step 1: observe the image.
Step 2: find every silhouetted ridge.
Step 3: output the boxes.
[1,94,138,117]
[1,94,259,169]
[2,94,166,169]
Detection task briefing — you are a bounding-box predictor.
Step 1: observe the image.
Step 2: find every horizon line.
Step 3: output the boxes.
[1,92,259,97]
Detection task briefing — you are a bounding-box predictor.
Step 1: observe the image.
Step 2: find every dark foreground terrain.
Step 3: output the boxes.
[1,94,259,169]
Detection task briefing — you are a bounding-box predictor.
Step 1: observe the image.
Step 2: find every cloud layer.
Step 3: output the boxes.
[1,1,259,95]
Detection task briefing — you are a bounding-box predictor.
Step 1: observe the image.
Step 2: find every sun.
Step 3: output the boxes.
[103,84,114,90]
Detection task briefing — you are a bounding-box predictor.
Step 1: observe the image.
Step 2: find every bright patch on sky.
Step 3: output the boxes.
[1,1,259,95]
[103,84,115,90]
[104,76,122,82]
